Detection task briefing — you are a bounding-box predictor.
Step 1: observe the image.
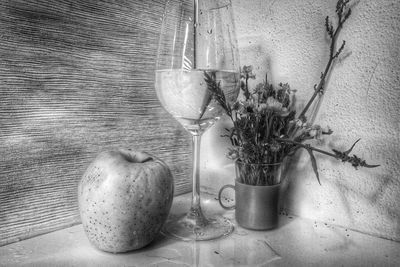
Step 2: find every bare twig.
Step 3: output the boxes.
[298,0,352,122]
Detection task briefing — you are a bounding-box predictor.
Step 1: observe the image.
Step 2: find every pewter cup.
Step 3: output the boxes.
[219,160,283,230]
[219,180,281,230]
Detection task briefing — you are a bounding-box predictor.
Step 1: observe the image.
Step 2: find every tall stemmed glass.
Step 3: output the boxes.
[155,0,240,240]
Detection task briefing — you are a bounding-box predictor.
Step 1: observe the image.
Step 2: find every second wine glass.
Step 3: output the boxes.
[155,0,240,241]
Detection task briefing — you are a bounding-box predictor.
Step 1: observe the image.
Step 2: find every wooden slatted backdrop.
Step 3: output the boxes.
[0,0,192,246]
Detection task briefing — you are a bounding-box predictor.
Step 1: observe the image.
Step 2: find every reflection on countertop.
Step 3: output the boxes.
[0,192,399,267]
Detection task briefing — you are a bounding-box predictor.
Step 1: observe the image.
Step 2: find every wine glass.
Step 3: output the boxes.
[155,0,240,241]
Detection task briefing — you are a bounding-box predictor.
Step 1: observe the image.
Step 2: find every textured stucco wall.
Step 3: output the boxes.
[201,0,400,241]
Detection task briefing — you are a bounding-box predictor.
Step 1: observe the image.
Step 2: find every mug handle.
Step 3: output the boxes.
[218,184,235,210]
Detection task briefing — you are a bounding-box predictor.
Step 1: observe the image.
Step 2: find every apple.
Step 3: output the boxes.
[78,149,174,253]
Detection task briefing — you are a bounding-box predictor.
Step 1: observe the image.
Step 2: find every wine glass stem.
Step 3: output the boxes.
[191,132,201,210]
[185,131,209,226]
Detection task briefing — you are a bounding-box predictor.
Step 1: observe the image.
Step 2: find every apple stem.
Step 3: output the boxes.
[122,150,153,163]
[133,152,153,163]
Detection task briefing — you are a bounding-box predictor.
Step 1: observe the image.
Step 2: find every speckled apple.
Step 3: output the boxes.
[78,149,174,253]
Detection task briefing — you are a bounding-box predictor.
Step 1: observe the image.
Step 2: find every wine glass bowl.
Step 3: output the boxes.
[155,0,240,241]
[155,69,239,133]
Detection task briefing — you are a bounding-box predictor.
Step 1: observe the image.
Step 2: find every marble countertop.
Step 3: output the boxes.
[1,192,399,267]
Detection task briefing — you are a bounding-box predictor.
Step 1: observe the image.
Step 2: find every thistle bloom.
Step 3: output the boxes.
[309,129,318,138]
[241,65,256,79]
[265,96,291,116]
[266,97,283,111]
[226,148,239,160]
[269,141,281,152]
[257,103,268,112]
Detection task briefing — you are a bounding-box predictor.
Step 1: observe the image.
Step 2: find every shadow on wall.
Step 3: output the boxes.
[280,148,399,242]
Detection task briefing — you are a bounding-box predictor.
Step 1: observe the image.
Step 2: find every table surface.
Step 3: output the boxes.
[1,192,399,267]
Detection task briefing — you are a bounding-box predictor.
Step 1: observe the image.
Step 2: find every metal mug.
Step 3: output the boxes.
[218,180,281,230]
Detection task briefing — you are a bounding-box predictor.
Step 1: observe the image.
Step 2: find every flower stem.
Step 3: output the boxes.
[278,138,338,158]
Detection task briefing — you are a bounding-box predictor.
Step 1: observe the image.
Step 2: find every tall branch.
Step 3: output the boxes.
[298,0,352,122]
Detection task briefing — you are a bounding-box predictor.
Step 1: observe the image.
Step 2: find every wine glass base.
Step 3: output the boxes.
[162,209,234,241]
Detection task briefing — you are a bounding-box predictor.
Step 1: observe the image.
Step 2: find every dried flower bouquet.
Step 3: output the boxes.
[205,0,379,185]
